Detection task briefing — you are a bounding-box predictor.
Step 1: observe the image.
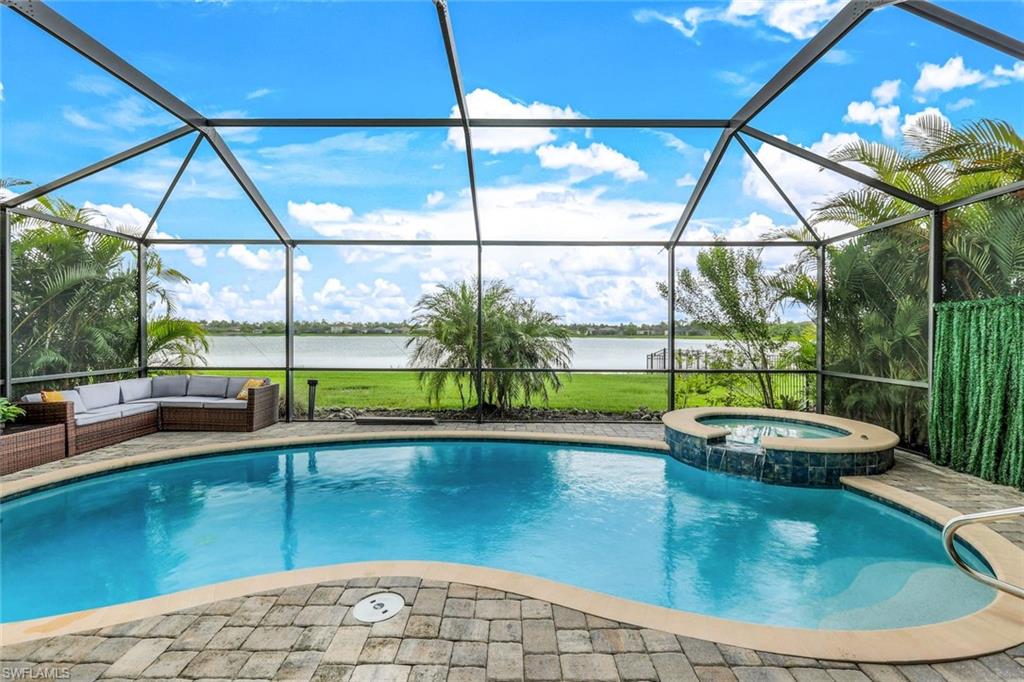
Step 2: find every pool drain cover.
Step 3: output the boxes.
[352,592,405,623]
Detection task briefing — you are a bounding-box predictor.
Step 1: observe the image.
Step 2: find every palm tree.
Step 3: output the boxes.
[406,279,573,412]
[819,115,1023,299]
[9,195,207,376]
[799,117,1023,446]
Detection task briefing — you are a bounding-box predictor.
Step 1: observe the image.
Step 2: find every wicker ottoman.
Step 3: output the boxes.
[0,423,67,475]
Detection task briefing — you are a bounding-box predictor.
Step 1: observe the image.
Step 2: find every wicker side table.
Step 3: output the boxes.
[0,423,67,476]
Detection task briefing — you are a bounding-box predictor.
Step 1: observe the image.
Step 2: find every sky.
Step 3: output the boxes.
[1,0,1022,327]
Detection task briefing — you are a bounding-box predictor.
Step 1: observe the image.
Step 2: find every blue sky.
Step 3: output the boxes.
[2,0,1022,326]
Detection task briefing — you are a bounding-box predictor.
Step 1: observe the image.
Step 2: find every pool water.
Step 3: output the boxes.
[0,440,994,628]
[699,416,848,445]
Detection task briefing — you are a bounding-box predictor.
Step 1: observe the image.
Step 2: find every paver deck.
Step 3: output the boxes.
[3,422,1023,680]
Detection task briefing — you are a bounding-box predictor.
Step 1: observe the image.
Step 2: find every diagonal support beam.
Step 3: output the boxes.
[730,0,889,128]
[668,128,734,246]
[1,0,204,126]
[434,0,483,245]
[1,126,193,209]
[8,206,142,242]
[201,127,292,245]
[141,133,203,241]
[434,0,485,423]
[741,127,939,210]
[897,0,1024,60]
[735,134,818,241]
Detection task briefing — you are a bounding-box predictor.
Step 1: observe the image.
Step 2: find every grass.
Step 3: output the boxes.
[184,369,811,414]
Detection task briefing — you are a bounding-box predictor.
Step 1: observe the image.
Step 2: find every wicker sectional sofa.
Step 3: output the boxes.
[18,375,279,457]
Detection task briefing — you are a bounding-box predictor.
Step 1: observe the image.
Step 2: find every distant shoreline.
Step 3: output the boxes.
[200,333,727,341]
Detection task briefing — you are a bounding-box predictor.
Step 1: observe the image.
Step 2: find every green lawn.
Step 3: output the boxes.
[183,369,811,414]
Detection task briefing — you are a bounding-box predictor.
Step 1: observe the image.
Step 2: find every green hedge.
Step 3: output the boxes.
[930,296,1023,489]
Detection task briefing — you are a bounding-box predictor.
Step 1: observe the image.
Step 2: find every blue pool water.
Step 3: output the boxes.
[698,416,848,445]
[0,440,994,628]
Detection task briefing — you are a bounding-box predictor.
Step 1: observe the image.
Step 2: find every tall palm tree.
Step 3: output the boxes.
[819,115,1023,300]
[406,279,573,412]
[9,195,207,376]
[797,117,1023,446]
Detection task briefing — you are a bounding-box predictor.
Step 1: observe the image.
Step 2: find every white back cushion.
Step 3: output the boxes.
[77,382,122,410]
[119,378,153,402]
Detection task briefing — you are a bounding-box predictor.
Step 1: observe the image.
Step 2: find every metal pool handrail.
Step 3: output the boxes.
[942,506,1024,599]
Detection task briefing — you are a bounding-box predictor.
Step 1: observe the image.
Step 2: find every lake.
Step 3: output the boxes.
[195,335,724,370]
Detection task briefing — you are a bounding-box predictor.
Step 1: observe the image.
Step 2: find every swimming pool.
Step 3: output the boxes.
[697,416,848,444]
[0,439,994,628]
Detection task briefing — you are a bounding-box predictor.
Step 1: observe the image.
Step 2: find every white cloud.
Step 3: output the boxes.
[61,97,169,131]
[221,244,312,272]
[449,89,582,154]
[426,191,445,207]
[683,213,803,268]
[105,98,169,130]
[81,201,149,233]
[901,107,951,138]
[151,235,208,267]
[843,100,901,138]
[0,82,4,102]
[287,180,683,243]
[311,277,410,322]
[482,246,669,324]
[741,131,864,233]
[62,107,105,130]
[245,88,273,100]
[69,74,118,97]
[653,131,696,155]
[632,8,704,39]
[535,142,646,182]
[239,131,418,187]
[821,49,852,65]
[990,60,1024,84]
[288,200,354,224]
[260,131,412,159]
[716,70,761,97]
[209,109,259,144]
[676,173,698,187]
[871,79,901,105]
[80,201,210,267]
[914,56,985,95]
[171,277,293,323]
[635,0,846,41]
[946,97,975,112]
[741,0,847,40]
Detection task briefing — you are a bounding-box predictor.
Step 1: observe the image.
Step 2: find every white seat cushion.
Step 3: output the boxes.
[128,396,208,405]
[160,398,212,408]
[88,404,126,416]
[75,411,122,426]
[120,403,158,416]
[202,399,247,410]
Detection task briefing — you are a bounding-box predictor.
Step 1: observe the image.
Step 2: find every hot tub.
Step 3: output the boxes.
[662,407,899,487]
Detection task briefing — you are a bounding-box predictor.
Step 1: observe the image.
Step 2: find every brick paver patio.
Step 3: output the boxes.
[3,576,1022,682]
[3,423,1023,681]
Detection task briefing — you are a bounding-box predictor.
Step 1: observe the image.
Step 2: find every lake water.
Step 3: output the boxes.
[196,335,722,370]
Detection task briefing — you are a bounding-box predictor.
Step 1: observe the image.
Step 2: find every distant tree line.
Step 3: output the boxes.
[197,319,809,338]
